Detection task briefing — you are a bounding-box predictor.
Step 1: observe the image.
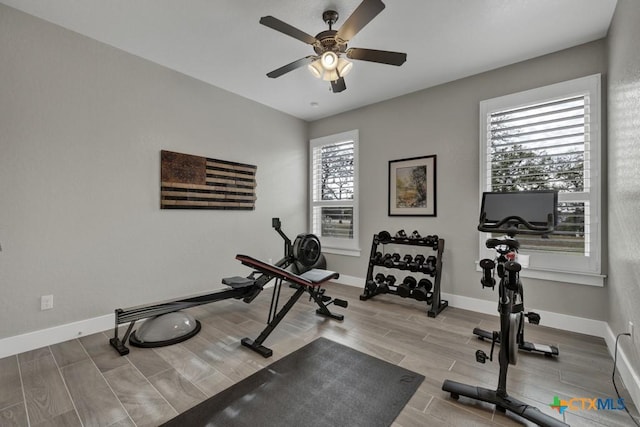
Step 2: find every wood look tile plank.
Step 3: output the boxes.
[194,371,235,398]
[60,358,129,427]
[17,347,51,364]
[104,364,177,427]
[20,353,74,425]
[125,347,171,378]
[79,332,129,373]
[0,402,28,427]
[0,356,23,411]
[147,368,207,413]
[32,409,82,427]
[50,339,88,368]
[153,344,218,384]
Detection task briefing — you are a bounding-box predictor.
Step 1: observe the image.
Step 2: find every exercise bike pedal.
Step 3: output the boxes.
[526,311,541,325]
[475,350,488,364]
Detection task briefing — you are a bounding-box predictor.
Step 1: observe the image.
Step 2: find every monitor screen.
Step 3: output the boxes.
[480,191,557,226]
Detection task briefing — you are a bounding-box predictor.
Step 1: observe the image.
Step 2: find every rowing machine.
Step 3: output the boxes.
[109,218,329,356]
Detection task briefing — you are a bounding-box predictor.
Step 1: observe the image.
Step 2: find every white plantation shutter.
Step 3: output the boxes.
[310,130,359,255]
[480,75,602,284]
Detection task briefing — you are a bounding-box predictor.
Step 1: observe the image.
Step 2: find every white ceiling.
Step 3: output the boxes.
[2,0,617,121]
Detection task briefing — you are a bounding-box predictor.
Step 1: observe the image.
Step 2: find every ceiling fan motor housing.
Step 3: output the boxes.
[314,30,346,54]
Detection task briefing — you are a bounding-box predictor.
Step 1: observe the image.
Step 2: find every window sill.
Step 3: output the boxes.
[322,246,361,257]
[475,262,606,287]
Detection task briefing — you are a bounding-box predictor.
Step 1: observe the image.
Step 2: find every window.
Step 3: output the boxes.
[310,130,360,256]
[479,74,603,286]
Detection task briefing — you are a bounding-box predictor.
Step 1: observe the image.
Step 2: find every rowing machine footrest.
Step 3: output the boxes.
[222,276,256,289]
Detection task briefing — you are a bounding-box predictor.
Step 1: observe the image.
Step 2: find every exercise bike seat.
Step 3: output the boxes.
[222,276,256,289]
[485,238,519,251]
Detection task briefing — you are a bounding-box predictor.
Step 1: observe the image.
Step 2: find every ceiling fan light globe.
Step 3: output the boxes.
[308,60,324,79]
[337,58,353,77]
[322,69,339,82]
[320,51,338,71]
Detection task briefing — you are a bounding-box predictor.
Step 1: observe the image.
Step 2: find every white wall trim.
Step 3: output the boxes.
[0,314,114,359]
[603,324,640,413]
[1,288,637,414]
[332,274,364,288]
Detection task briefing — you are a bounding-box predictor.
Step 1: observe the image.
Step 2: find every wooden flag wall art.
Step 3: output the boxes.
[160,150,257,210]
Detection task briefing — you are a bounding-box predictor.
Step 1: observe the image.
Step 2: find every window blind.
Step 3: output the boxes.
[487,95,590,255]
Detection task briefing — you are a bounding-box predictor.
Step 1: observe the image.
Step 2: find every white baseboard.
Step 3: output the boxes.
[1,284,637,413]
[332,274,364,288]
[0,314,114,359]
[440,292,607,337]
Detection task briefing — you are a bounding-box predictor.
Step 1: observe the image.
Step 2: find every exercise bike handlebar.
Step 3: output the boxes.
[478,213,555,236]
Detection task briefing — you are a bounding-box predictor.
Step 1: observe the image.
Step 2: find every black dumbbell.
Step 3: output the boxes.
[398,254,412,269]
[370,251,383,264]
[385,275,397,288]
[384,253,401,268]
[479,258,496,289]
[421,255,437,275]
[375,273,389,293]
[380,253,392,266]
[409,230,422,240]
[365,279,377,294]
[409,254,426,272]
[396,276,417,298]
[395,229,408,240]
[431,236,439,251]
[376,231,392,244]
[412,278,433,301]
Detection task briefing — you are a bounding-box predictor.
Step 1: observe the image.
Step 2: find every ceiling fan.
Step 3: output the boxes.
[259,0,407,93]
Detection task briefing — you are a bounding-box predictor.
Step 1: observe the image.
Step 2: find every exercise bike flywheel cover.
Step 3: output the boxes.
[377,230,392,244]
[293,233,321,266]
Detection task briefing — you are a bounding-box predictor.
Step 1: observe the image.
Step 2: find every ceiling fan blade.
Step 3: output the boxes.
[331,77,347,93]
[266,56,317,78]
[259,16,318,45]
[335,0,385,42]
[346,48,407,66]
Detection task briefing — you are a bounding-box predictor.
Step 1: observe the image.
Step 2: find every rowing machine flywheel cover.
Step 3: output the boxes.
[129,311,201,348]
[293,233,321,266]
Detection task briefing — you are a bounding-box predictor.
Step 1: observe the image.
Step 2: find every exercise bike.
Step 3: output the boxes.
[473,235,559,358]
[442,190,568,427]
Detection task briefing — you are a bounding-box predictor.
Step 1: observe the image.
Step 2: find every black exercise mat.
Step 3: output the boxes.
[161,337,424,427]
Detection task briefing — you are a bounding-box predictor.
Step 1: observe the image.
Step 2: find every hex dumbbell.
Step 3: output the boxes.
[384,253,401,268]
[396,276,417,298]
[412,278,433,301]
[374,273,389,293]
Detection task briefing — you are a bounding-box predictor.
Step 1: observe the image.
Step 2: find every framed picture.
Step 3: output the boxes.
[388,155,437,216]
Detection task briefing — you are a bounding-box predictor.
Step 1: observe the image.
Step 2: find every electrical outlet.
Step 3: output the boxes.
[629,321,634,342]
[41,295,53,310]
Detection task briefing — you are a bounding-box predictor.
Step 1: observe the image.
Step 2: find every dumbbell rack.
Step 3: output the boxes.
[360,233,448,318]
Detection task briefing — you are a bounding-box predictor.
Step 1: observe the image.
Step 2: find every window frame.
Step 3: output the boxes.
[479,74,604,286]
[309,129,360,257]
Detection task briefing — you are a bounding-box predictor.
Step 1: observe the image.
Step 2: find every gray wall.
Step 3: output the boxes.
[607,0,640,382]
[0,5,308,339]
[310,40,609,320]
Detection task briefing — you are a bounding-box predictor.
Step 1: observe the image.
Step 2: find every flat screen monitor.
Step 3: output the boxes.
[480,191,557,226]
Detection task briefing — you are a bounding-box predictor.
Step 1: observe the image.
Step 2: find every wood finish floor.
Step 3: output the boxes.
[0,283,638,426]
